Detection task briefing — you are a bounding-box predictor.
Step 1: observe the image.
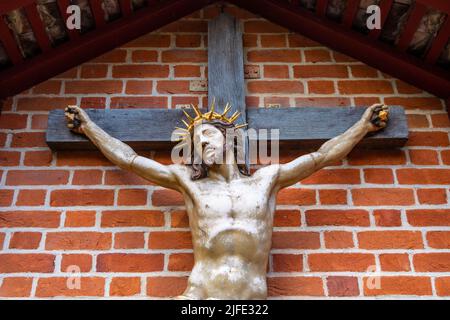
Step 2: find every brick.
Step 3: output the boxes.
[272,254,303,272]
[306,209,370,226]
[380,254,411,271]
[115,232,145,249]
[288,34,321,47]
[168,253,194,271]
[384,97,443,111]
[407,209,450,226]
[147,276,188,297]
[65,80,122,94]
[350,65,379,77]
[272,232,320,249]
[171,210,189,228]
[407,131,449,147]
[427,232,450,249]
[0,190,13,206]
[80,97,106,109]
[268,277,324,296]
[105,169,151,185]
[0,233,4,249]
[101,210,164,227]
[176,34,201,47]
[61,254,92,272]
[352,188,414,206]
[36,277,105,297]
[414,253,450,272]
[0,152,20,166]
[308,253,375,271]
[172,96,200,108]
[244,21,288,33]
[131,50,158,62]
[113,65,169,78]
[117,189,147,206]
[9,232,42,249]
[32,80,62,94]
[431,113,450,128]
[50,189,114,206]
[110,277,141,296]
[308,80,335,94]
[373,210,402,227]
[264,65,289,78]
[304,49,332,62]
[348,149,406,165]
[302,169,360,184]
[46,232,112,250]
[0,133,6,147]
[339,80,394,94]
[333,52,357,62]
[80,65,108,78]
[363,276,432,296]
[409,149,439,165]
[324,231,354,249]
[152,189,184,206]
[363,168,394,184]
[293,65,348,78]
[124,35,170,48]
[174,65,201,78]
[55,67,78,78]
[149,231,192,249]
[260,34,287,47]
[11,132,47,147]
[295,97,351,107]
[0,254,55,273]
[125,80,153,94]
[97,253,164,272]
[110,96,168,109]
[72,169,102,185]
[56,151,110,167]
[157,80,190,94]
[17,97,77,111]
[397,169,450,185]
[395,80,422,93]
[273,209,301,227]
[417,188,447,204]
[442,150,450,165]
[264,96,290,107]
[0,211,60,228]
[276,188,316,205]
[162,50,207,63]
[24,150,53,166]
[435,277,450,296]
[359,231,423,249]
[0,114,27,129]
[327,277,359,297]
[407,114,429,128]
[247,50,301,62]
[91,49,127,62]
[65,211,96,227]
[7,170,68,186]
[0,278,33,297]
[354,96,382,105]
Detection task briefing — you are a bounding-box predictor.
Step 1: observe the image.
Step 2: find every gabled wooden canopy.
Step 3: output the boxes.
[0,0,449,103]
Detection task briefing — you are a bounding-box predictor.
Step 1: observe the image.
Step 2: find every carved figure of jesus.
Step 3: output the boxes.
[65,103,388,299]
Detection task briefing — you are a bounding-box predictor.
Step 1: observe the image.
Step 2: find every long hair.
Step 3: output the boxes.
[189,120,250,180]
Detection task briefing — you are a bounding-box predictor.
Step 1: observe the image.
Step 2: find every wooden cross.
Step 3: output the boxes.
[47,13,408,160]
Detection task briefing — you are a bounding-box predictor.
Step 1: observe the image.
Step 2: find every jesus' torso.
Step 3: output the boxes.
[169,164,280,299]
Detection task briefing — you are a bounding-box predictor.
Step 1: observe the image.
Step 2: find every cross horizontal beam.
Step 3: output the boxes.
[46,106,408,151]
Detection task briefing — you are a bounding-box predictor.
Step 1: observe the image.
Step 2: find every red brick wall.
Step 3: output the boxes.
[0,5,449,298]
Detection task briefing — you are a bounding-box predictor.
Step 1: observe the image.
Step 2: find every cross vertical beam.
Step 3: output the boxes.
[207,12,249,171]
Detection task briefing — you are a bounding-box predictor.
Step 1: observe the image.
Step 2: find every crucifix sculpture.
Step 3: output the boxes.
[48,12,408,299]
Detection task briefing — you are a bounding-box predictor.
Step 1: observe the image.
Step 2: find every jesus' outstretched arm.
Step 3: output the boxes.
[64,105,180,191]
[275,103,389,189]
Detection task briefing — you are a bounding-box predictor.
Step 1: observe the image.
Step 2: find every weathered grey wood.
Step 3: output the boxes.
[207,12,246,118]
[208,12,249,170]
[46,106,409,151]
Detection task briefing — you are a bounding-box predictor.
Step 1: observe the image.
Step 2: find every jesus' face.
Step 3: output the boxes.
[192,123,227,167]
